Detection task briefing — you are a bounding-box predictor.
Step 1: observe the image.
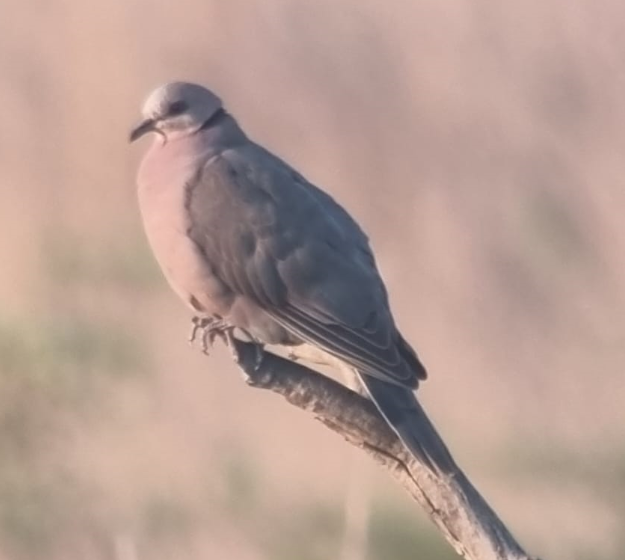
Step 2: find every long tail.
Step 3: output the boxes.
[358,373,456,474]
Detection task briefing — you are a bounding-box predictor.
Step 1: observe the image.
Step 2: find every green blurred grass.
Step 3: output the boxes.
[0,313,148,559]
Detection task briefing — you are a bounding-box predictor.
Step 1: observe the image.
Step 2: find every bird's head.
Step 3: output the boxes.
[130,82,223,144]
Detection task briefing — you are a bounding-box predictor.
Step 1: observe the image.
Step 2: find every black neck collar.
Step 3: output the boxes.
[199,108,227,131]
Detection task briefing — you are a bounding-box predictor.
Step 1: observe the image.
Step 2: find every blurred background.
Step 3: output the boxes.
[1,1,624,559]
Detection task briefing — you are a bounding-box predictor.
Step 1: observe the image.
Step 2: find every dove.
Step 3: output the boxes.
[130,82,453,473]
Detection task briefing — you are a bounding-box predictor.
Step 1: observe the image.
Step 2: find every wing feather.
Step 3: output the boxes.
[187,145,424,386]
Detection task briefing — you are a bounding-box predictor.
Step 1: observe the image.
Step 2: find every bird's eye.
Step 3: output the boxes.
[167,100,188,116]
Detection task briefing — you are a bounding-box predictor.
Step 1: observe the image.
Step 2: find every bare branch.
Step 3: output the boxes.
[227,339,542,560]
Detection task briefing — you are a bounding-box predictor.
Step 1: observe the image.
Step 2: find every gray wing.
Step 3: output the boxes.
[187,144,425,387]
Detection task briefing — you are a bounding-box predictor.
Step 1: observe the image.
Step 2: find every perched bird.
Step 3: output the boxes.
[130,82,453,473]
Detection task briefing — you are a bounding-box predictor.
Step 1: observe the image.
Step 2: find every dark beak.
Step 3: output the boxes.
[129,118,156,143]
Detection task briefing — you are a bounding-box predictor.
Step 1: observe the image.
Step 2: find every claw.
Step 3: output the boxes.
[189,319,265,374]
[188,316,229,354]
[188,316,210,345]
[202,325,227,354]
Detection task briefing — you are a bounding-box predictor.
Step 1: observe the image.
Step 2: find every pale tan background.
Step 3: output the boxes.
[1,1,624,559]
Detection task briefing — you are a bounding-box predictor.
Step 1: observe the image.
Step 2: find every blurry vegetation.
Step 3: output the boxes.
[245,481,458,560]
[369,500,457,560]
[0,296,148,558]
[139,493,197,544]
[0,469,100,560]
[41,228,161,290]
[261,501,343,560]
[218,448,261,517]
[497,442,625,509]
[2,0,625,558]
[206,450,457,560]
[520,187,589,271]
[0,315,146,412]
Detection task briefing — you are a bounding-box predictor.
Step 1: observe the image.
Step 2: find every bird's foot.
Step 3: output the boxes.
[188,316,230,354]
[188,316,208,345]
[190,319,268,382]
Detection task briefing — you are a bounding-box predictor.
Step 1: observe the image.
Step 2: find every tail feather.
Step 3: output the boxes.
[358,373,456,474]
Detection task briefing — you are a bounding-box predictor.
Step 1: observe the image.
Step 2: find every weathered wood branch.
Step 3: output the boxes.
[227,339,542,560]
